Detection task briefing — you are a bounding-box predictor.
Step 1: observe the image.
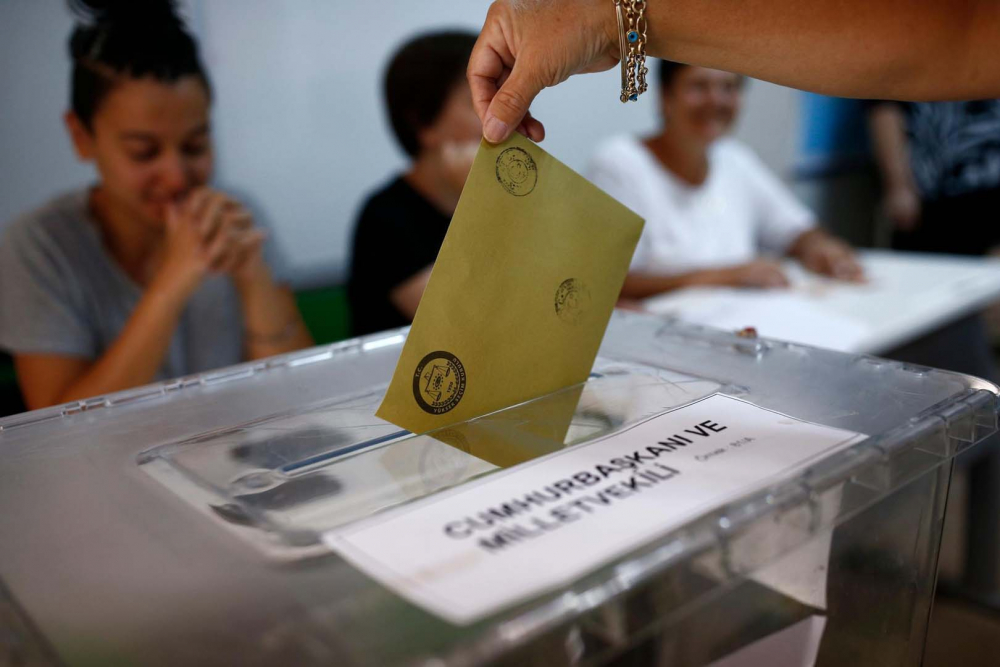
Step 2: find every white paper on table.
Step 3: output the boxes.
[646,289,871,352]
[324,394,864,624]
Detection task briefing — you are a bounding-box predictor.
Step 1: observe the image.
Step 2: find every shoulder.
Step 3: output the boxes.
[357,176,412,218]
[711,137,764,169]
[352,177,410,233]
[586,136,652,196]
[0,191,99,354]
[588,135,647,171]
[1,191,93,263]
[711,138,785,189]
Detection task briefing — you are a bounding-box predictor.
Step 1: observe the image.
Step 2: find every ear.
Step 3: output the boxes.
[64,111,96,161]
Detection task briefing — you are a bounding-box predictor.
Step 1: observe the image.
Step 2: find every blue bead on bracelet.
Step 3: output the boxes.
[627,30,639,43]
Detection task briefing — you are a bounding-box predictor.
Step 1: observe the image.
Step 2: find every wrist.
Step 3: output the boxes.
[146,273,195,315]
[149,268,200,306]
[637,0,665,55]
[788,229,823,259]
[694,267,732,287]
[233,261,273,295]
[598,0,621,59]
[244,318,300,347]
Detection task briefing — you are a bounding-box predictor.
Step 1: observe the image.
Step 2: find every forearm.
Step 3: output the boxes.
[786,228,865,280]
[56,283,187,404]
[786,229,826,261]
[389,266,433,321]
[236,267,313,359]
[867,105,917,191]
[647,0,996,100]
[621,269,729,299]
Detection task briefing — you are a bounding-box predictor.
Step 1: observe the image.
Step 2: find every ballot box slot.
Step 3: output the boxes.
[279,429,411,474]
[137,358,723,559]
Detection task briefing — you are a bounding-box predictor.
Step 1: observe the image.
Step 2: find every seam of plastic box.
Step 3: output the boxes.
[0,332,404,434]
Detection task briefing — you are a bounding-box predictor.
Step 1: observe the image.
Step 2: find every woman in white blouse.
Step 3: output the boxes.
[587,61,864,300]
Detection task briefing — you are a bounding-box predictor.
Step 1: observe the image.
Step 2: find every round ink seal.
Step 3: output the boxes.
[495,147,538,196]
[554,278,592,325]
[413,351,467,415]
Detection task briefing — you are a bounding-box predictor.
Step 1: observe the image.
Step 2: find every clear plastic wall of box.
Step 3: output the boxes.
[0,312,996,666]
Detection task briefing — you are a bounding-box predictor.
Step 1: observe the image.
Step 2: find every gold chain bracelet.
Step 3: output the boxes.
[614,0,649,103]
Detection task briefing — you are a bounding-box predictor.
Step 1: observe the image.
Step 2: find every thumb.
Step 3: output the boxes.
[483,65,542,144]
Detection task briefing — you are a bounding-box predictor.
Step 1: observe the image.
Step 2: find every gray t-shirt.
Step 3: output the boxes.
[0,190,245,381]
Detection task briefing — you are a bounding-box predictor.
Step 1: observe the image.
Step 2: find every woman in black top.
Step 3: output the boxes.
[348,32,481,336]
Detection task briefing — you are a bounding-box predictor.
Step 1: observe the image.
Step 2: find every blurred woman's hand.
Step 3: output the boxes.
[790,230,865,282]
[156,189,267,297]
[468,0,618,144]
[721,260,791,289]
[188,189,268,282]
[156,198,213,298]
[615,297,647,312]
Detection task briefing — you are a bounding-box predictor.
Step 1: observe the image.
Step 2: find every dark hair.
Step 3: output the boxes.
[67,0,211,130]
[657,60,689,90]
[384,31,478,158]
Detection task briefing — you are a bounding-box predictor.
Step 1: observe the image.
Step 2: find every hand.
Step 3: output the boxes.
[882,185,922,232]
[615,298,647,312]
[469,0,619,143]
[186,189,268,283]
[154,199,213,298]
[792,231,865,282]
[720,260,791,289]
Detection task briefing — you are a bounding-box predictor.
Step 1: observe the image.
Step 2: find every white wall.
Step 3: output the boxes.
[0,0,800,286]
[0,1,94,225]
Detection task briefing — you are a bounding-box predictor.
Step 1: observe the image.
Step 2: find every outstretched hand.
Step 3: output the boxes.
[468,0,619,144]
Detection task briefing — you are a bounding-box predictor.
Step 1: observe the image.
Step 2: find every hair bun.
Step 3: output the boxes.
[68,0,185,30]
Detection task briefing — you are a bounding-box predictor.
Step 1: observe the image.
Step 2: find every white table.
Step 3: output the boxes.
[644,250,1000,354]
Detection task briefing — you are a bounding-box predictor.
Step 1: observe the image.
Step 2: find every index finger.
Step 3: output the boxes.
[199,192,238,241]
[467,16,514,125]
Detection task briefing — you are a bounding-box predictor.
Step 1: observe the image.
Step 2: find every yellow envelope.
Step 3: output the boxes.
[427,383,586,468]
[376,133,643,437]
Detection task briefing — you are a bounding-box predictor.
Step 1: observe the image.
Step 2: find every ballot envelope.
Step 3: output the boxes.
[0,312,996,665]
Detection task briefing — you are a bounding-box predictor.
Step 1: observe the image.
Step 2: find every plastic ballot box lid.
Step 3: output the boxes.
[0,311,996,666]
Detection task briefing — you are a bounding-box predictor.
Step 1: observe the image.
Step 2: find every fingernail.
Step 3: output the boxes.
[484,116,509,144]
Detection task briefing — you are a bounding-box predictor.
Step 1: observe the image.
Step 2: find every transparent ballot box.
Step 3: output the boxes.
[0,312,996,666]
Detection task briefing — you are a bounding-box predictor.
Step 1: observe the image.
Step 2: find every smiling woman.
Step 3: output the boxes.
[0,0,313,411]
[586,60,864,301]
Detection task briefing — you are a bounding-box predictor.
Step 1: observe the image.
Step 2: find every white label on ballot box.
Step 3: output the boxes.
[323,393,864,624]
